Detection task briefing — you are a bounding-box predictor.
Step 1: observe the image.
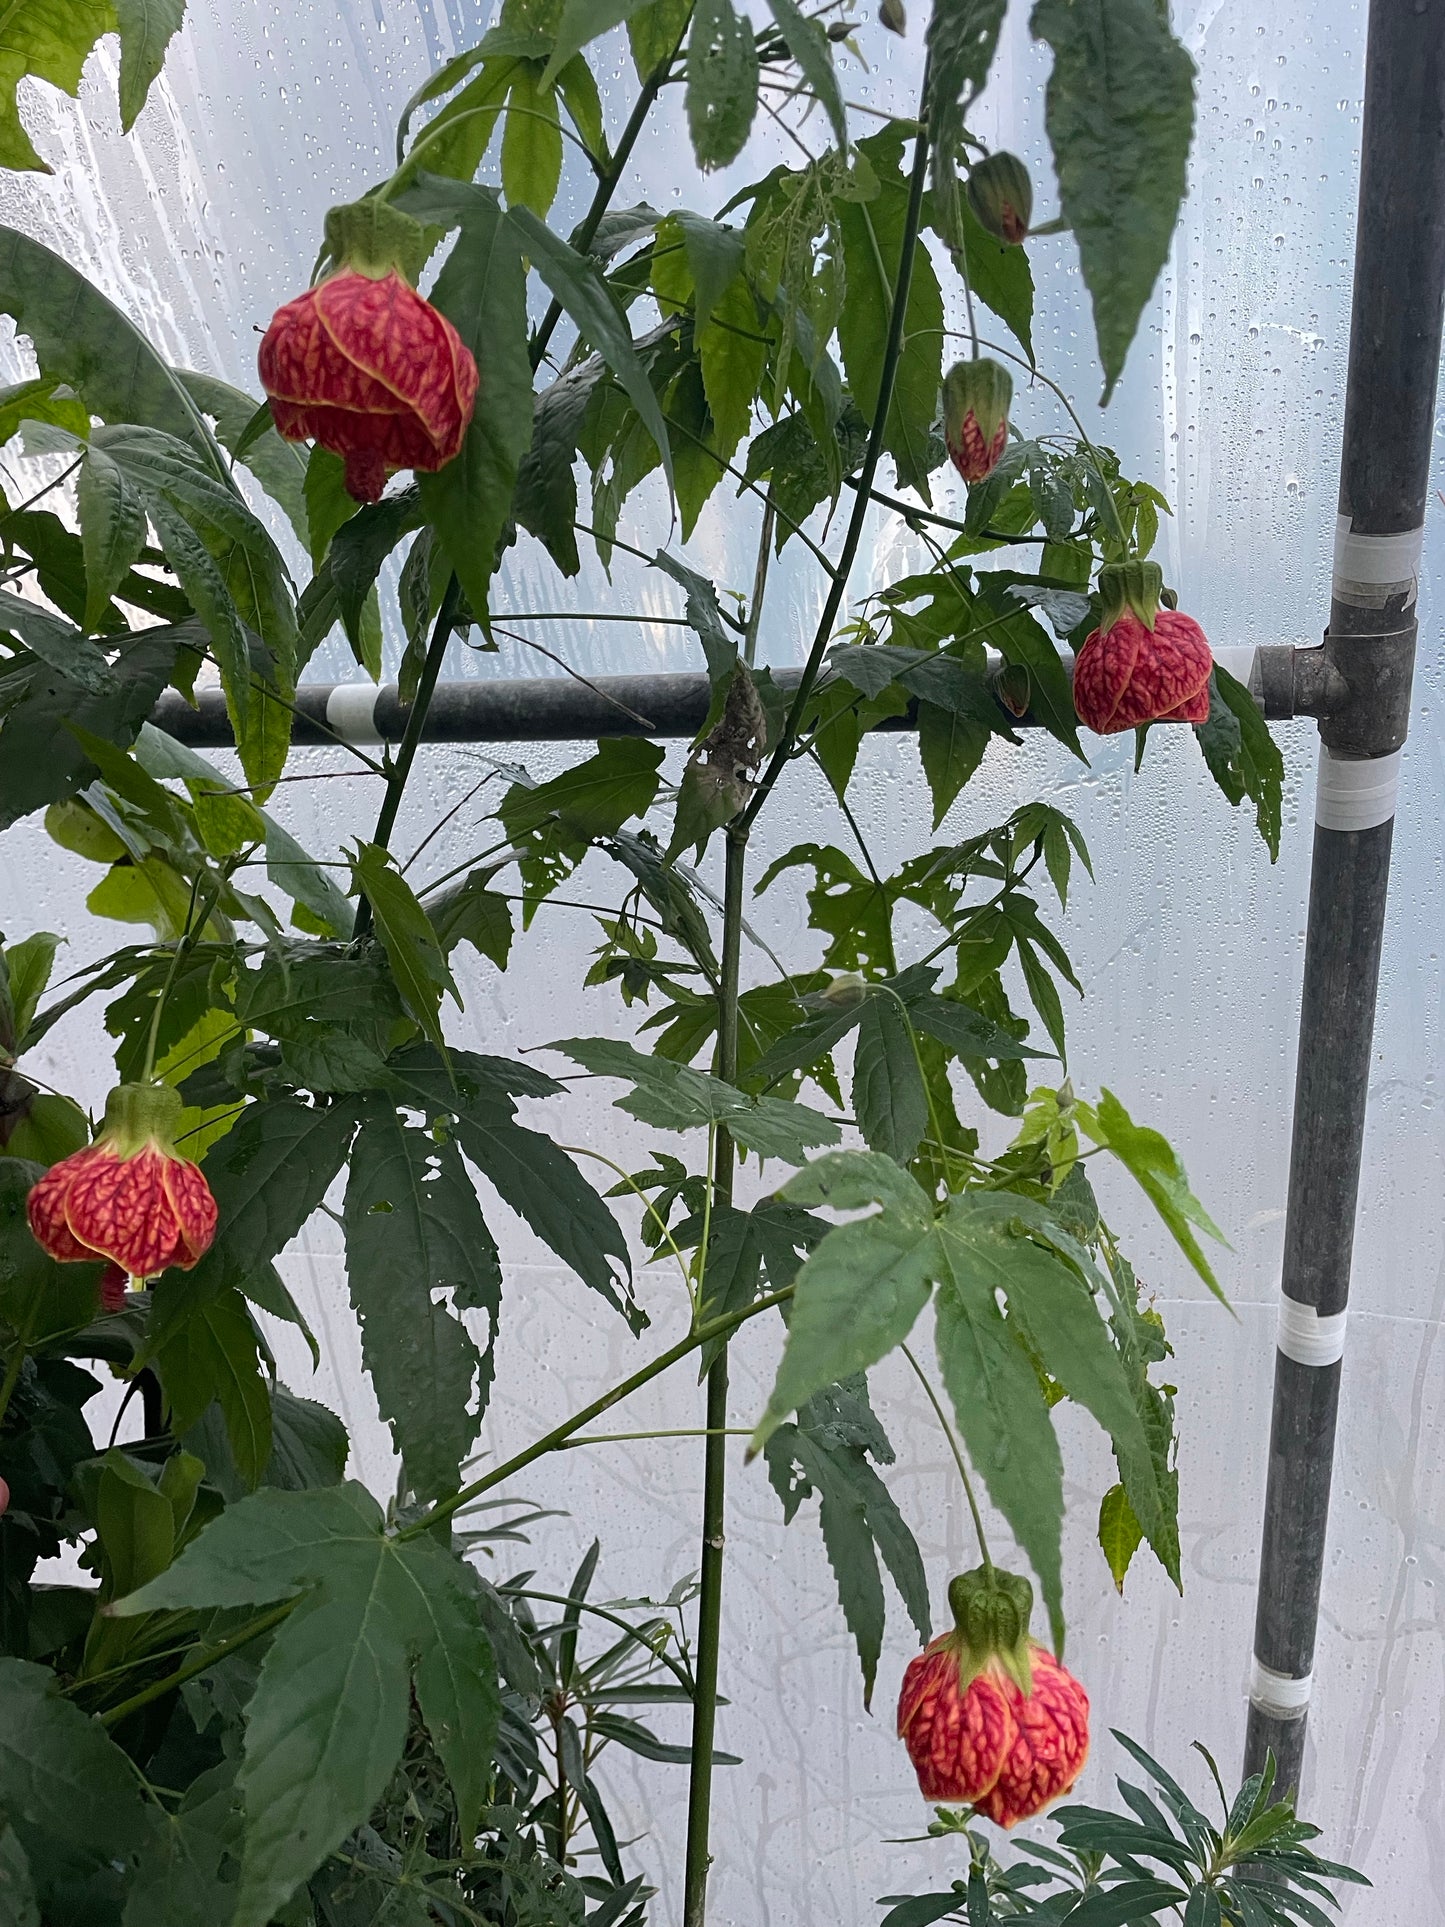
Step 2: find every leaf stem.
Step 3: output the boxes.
[740,60,933,834]
[900,1341,993,1579]
[397,1279,794,1542]
[98,1597,296,1728]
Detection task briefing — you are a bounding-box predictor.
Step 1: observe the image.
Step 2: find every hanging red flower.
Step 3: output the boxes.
[26,1084,217,1281]
[259,269,478,504]
[898,1566,1089,1827]
[1072,561,1213,733]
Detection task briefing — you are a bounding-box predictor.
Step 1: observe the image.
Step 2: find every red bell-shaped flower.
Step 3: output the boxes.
[27,1083,218,1281]
[1072,560,1213,733]
[259,267,478,504]
[898,1566,1089,1827]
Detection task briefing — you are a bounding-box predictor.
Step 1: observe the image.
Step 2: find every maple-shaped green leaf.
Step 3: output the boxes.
[115,1484,499,1927]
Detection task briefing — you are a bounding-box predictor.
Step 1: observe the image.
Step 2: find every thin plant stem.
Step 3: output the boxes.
[741,61,934,835]
[560,1427,751,1446]
[744,493,775,667]
[99,1598,296,1728]
[682,825,747,1927]
[397,1281,795,1542]
[900,1341,993,1578]
[353,572,464,938]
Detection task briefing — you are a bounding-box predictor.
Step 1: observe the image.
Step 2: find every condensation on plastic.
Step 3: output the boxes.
[3,0,1442,1917]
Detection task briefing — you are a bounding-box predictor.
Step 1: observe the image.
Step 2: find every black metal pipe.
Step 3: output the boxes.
[1244,0,1445,1795]
[146,643,1333,749]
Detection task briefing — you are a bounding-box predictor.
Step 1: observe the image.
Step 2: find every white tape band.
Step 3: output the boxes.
[1333,517,1423,607]
[1314,747,1400,832]
[1250,1658,1313,1719]
[1210,645,1258,687]
[325,683,384,745]
[1276,1295,1347,1368]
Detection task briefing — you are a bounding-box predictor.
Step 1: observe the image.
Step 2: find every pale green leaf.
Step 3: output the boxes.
[1083,1088,1228,1302]
[501,62,562,215]
[353,842,460,1051]
[686,0,759,172]
[1098,1482,1143,1593]
[114,0,187,133]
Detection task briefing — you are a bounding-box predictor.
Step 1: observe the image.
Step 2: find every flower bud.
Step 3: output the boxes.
[27,1084,218,1280]
[966,152,1033,246]
[942,358,1013,485]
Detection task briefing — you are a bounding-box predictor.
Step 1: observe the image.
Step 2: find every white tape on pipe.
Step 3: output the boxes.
[325,683,385,744]
[1276,1295,1347,1368]
[1332,517,1423,608]
[1250,1658,1313,1719]
[1314,747,1400,832]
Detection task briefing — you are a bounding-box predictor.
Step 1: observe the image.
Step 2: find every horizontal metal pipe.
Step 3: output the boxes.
[148,643,1338,749]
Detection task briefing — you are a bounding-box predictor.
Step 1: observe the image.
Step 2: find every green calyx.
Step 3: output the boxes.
[945,1564,1035,1696]
[322,198,429,285]
[100,1081,183,1158]
[1096,559,1165,633]
[966,150,1034,246]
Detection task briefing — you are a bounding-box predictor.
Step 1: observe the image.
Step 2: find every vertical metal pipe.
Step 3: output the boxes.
[1244,0,1445,1792]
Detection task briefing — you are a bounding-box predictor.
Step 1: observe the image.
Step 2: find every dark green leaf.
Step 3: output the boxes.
[852,994,928,1164]
[115,1485,497,1927]
[343,1105,499,1501]
[353,843,459,1050]
[507,205,675,494]
[121,1759,241,1927]
[1056,1881,1187,1927]
[76,448,147,633]
[1030,0,1195,402]
[402,182,536,622]
[959,197,1035,361]
[926,0,1007,250]
[837,135,945,495]
[176,368,310,549]
[932,1200,1066,1646]
[114,0,187,132]
[153,1286,273,1487]
[0,1659,155,1913]
[1194,666,1284,861]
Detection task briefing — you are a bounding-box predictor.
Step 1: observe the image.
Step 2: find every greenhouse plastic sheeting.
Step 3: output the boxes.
[2,0,1440,1918]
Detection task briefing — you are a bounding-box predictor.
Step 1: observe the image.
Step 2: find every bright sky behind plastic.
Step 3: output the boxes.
[2,0,1442,1917]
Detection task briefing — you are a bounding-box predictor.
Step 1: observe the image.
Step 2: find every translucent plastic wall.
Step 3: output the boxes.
[3,0,1442,1917]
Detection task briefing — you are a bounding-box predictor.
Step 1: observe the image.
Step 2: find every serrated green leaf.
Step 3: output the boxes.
[852,993,928,1164]
[344,1105,498,1501]
[753,1164,934,1450]
[1031,0,1195,403]
[399,181,535,625]
[0,1660,156,1913]
[959,196,1034,361]
[686,0,759,171]
[762,0,845,148]
[0,375,89,448]
[176,367,310,549]
[121,1759,241,1927]
[837,135,944,496]
[541,0,649,87]
[506,205,675,495]
[1098,1482,1144,1592]
[152,1286,273,1487]
[1082,1088,1228,1302]
[113,1484,498,1927]
[550,1035,840,1162]
[114,0,187,133]
[0,1,110,171]
[1195,666,1284,861]
[932,1198,1066,1647]
[353,843,459,1051]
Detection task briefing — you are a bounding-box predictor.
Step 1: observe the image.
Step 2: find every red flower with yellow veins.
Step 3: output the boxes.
[898,1566,1089,1827]
[26,1083,217,1281]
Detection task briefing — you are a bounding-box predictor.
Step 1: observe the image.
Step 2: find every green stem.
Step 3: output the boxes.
[740,60,933,834]
[900,1341,993,1579]
[399,1278,793,1542]
[744,493,776,667]
[98,1598,296,1728]
[529,13,693,372]
[561,1426,750,1446]
[353,573,464,939]
[682,825,747,1927]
